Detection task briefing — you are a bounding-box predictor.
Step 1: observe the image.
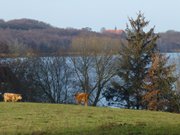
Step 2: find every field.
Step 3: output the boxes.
[0,103,180,135]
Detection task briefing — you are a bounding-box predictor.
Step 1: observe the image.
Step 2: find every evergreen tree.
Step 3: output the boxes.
[104,12,159,109]
[143,53,178,112]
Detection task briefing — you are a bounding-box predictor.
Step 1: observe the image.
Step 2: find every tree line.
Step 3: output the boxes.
[0,18,180,58]
[0,18,123,57]
[0,13,180,113]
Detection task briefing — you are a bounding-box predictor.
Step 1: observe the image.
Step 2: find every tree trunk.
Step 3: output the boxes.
[92,85,101,106]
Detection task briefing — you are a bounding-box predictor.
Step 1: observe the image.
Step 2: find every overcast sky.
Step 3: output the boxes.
[0,0,179,32]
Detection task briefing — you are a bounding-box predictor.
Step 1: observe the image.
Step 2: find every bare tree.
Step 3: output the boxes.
[71,36,116,106]
[30,57,72,103]
[91,52,116,106]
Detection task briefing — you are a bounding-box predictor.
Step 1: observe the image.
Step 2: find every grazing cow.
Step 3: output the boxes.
[75,92,89,106]
[3,93,22,102]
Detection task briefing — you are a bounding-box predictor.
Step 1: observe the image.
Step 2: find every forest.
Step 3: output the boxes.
[0,18,180,57]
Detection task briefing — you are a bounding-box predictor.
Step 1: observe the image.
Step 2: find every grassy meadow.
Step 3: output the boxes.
[0,102,180,135]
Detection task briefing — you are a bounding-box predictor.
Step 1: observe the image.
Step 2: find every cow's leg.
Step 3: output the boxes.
[85,99,88,106]
[11,97,15,102]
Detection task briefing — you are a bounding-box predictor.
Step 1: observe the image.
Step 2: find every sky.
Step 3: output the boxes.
[0,0,179,32]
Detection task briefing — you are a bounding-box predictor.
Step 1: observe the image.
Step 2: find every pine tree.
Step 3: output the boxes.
[109,12,159,109]
[143,53,178,112]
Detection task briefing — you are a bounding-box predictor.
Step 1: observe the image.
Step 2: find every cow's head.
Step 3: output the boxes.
[16,94,22,101]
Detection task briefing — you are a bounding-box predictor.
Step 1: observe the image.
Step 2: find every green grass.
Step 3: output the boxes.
[0,103,180,135]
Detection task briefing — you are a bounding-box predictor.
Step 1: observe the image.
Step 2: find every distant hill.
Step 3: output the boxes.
[0,19,51,30]
[158,30,180,52]
[0,19,123,56]
[0,19,179,57]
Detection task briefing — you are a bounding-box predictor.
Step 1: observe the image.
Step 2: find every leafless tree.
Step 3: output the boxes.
[29,57,72,103]
[70,36,116,106]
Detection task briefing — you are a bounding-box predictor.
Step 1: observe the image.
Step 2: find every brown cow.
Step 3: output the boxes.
[3,93,22,102]
[75,92,89,106]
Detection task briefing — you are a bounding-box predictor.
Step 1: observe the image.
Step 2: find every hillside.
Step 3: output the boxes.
[0,19,51,30]
[0,19,180,57]
[158,30,180,52]
[0,19,124,56]
[0,103,180,135]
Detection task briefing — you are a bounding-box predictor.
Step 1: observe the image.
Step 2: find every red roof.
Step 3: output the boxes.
[104,29,124,35]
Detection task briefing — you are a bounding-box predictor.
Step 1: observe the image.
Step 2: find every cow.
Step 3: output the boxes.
[3,93,22,102]
[75,92,89,106]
